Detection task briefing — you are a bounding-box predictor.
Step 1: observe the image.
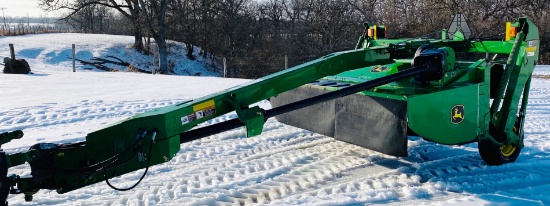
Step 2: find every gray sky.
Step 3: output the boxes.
[1,0,54,17]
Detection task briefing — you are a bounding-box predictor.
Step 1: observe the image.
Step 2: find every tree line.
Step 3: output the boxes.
[40,0,549,78]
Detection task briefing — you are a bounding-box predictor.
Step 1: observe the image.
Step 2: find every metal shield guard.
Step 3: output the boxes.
[271,86,408,157]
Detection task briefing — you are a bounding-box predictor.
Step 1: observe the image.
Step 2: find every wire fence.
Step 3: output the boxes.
[0,25,73,36]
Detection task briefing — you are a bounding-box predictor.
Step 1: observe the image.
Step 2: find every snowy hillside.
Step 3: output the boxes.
[1,34,549,205]
[0,33,220,76]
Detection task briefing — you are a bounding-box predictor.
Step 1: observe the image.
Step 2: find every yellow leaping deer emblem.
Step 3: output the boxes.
[451,105,464,124]
[453,108,463,119]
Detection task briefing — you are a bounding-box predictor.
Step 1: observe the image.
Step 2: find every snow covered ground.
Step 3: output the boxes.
[1,34,549,205]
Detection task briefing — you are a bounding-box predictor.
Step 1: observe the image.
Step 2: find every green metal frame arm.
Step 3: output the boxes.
[145,47,394,141]
[488,17,539,146]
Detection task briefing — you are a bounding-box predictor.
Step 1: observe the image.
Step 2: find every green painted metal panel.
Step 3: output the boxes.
[408,84,481,145]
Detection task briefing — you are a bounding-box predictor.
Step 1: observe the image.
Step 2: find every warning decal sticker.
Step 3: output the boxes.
[526,40,537,57]
[181,113,196,125]
[181,100,216,125]
[370,66,389,73]
[193,100,216,120]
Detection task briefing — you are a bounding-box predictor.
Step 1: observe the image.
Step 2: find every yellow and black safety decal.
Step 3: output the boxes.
[526,40,537,57]
[451,105,464,124]
[181,100,216,125]
[370,66,389,73]
[193,100,216,119]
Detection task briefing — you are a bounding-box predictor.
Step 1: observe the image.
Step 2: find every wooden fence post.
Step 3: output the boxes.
[223,58,227,78]
[72,44,76,72]
[285,55,288,69]
[9,44,15,60]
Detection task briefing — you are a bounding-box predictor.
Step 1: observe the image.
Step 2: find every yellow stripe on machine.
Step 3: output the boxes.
[193,100,215,112]
[525,47,536,52]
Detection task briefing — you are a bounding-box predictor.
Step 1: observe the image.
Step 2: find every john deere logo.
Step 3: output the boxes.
[451,105,464,124]
[370,66,388,73]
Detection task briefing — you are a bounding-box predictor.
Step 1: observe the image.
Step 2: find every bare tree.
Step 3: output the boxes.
[138,0,169,73]
[39,0,145,51]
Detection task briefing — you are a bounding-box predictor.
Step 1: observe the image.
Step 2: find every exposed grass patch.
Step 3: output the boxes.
[533,75,550,79]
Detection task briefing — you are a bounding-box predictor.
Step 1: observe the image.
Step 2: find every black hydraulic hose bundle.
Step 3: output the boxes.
[34,129,157,191]
[39,129,150,175]
[104,137,155,191]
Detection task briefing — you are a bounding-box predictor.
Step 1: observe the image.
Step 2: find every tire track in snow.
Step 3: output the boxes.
[262,142,477,205]
[151,130,337,205]
[379,157,550,205]
[170,138,339,205]
[157,139,461,205]
[275,147,550,205]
